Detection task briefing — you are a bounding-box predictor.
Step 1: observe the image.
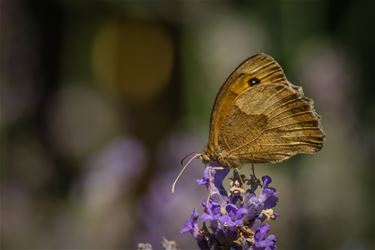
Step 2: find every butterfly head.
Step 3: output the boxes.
[198,151,211,164]
[199,147,229,167]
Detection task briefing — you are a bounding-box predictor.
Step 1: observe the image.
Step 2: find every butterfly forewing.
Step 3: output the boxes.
[208,53,288,150]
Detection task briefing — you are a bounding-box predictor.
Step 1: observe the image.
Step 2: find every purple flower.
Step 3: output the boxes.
[197,167,228,206]
[196,164,229,196]
[220,204,248,227]
[213,166,230,196]
[200,200,221,222]
[181,208,211,249]
[195,168,210,187]
[243,193,264,221]
[259,176,278,209]
[180,208,200,238]
[252,224,277,250]
[181,167,280,249]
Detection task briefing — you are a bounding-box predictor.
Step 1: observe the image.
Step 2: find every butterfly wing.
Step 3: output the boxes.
[208,53,288,151]
[206,53,325,166]
[220,83,325,164]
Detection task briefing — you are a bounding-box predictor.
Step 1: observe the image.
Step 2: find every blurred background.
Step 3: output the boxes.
[1,0,374,249]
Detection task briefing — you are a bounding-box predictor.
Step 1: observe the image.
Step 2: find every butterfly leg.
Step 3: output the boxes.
[233,168,243,185]
[250,163,262,191]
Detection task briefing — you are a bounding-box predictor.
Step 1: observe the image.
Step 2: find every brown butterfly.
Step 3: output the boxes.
[172,53,325,191]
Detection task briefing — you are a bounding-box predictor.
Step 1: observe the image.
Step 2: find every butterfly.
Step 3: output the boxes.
[172,53,325,192]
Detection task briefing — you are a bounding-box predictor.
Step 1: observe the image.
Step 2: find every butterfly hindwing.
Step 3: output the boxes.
[219,83,324,164]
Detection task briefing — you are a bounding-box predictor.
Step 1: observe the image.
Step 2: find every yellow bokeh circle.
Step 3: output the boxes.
[92,19,174,103]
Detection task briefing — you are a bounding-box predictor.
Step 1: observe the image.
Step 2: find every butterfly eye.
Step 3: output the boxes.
[248,77,261,86]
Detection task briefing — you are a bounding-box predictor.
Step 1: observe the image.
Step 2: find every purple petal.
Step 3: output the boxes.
[200,213,212,222]
[267,234,276,242]
[245,196,264,220]
[259,176,278,209]
[255,224,270,241]
[196,168,213,188]
[254,234,277,249]
[180,209,199,234]
[196,178,207,185]
[219,215,235,227]
[213,168,230,194]
[192,208,198,220]
[225,204,238,217]
[264,196,278,209]
[262,176,272,188]
[201,199,207,208]
[211,203,221,215]
[260,188,278,209]
[236,207,248,219]
[180,221,192,234]
[234,219,244,226]
[204,167,215,179]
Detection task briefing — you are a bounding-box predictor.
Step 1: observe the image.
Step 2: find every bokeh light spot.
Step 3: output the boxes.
[92,19,174,103]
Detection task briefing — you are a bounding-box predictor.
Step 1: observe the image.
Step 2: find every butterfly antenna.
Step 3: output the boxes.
[180,152,198,166]
[172,153,201,193]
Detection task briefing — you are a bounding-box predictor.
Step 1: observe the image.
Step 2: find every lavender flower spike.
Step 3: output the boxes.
[181,166,279,249]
